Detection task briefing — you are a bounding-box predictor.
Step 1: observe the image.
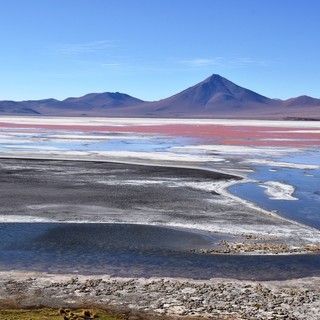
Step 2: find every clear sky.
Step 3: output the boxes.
[0,0,319,101]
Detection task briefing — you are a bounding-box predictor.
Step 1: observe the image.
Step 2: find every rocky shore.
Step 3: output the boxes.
[192,240,320,255]
[1,271,319,320]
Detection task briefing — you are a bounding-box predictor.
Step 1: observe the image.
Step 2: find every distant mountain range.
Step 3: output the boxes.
[1,74,320,119]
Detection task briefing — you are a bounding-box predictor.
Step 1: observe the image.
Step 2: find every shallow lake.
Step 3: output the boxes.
[1,223,320,280]
[229,165,320,229]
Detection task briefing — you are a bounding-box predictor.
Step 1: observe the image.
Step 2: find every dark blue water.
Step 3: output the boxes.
[229,166,320,229]
[1,223,320,280]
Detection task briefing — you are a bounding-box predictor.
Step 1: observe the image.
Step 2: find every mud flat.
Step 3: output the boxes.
[0,271,320,320]
[0,158,320,251]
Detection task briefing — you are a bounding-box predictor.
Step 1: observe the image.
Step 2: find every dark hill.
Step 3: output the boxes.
[284,95,320,107]
[133,74,275,117]
[0,74,319,119]
[64,92,145,109]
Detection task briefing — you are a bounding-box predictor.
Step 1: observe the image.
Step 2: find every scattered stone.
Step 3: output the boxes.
[193,240,320,255]
[0,271,319,319]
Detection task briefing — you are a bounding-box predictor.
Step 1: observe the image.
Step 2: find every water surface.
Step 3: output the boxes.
[1,223,320,280]
[229,165,320,229]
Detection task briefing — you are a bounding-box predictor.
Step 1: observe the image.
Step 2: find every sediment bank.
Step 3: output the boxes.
[1,272,319,320]
[1,158,320,249]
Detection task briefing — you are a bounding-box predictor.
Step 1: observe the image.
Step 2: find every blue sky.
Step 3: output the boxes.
[0,0,319,101]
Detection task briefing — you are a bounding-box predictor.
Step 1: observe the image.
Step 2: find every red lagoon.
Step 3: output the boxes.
[1,122,320,147]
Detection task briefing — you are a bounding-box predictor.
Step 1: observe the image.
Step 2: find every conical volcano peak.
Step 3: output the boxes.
[203,74,240,88]
[1,73,319,118]
[205,74,224,81]
[197,74,234,95]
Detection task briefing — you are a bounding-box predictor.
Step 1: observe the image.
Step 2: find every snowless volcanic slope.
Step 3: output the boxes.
[62,92,146,111]
[0,74,320,118]
[138,74,272,115]
[0,92,145,116]
[0,100,41,115]
[284,95,320,107]
[136,75,320,118]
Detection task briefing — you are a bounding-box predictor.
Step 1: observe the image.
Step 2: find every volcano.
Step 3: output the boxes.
[0,74,319,119]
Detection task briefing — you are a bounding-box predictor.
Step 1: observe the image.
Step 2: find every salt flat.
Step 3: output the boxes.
[1,115,320,128]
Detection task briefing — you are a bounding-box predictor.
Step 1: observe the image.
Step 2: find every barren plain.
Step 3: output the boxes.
[0,116,320,319]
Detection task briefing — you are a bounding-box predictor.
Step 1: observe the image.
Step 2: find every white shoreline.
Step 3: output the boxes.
[1,115,320,128]
[260,181,298,201]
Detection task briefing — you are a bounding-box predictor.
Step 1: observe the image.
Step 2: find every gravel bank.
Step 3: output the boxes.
[0,272,319,320]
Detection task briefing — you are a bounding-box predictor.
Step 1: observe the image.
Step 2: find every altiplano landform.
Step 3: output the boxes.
[0,74,320,119]
[0,116,320,248]
[1,271,320,320]
[1,116,320,319]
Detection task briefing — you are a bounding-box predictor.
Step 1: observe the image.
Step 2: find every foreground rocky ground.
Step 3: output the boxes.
[0,307,123,320]
[0,271,319,320]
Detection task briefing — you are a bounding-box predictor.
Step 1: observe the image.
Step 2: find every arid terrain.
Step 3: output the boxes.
[1,271,320,320]
[0,116,320,319]
[1,75,320,119]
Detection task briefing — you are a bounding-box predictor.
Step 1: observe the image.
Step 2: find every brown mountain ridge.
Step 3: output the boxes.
[0,74,319,119]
